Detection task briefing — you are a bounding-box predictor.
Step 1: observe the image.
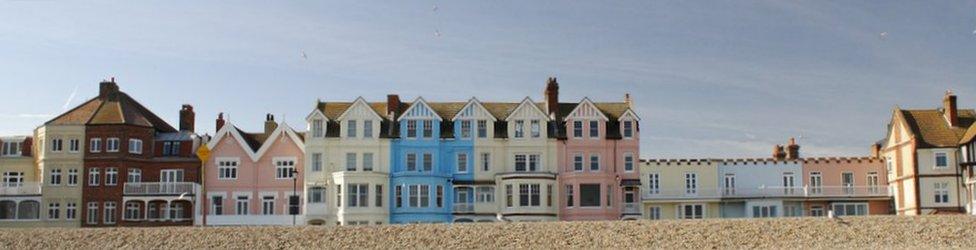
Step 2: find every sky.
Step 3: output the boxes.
[1,1,975,159]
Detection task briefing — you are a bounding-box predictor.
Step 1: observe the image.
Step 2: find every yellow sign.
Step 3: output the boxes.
[196,146,211,163]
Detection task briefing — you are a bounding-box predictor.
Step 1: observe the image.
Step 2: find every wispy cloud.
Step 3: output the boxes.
[62,85,78,110]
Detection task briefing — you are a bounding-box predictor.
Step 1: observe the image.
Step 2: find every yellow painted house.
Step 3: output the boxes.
[0,136,43,227]
[640,159,721,220]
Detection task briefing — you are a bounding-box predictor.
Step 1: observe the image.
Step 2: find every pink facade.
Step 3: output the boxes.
[800,157,890,215]
[557,101,640,221]
[202,118,305,222]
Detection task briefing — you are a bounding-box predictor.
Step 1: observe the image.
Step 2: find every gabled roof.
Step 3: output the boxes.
[504,97,549,121]
[961,124,976,144]
[398,97,444,121]
[895,108,976,148]
[46,90,177,132]
[562,98,609,121]
[207,121,305,161]
[451,97,498,121]
[336,97,384,121]
[315,101,391,121]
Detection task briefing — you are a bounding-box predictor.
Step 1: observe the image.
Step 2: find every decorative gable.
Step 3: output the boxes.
[618,109,640,122]
[336,97,383,121]
[397,97,443,121]
[564,98,609,121]
[504,97,549,121]
[452,97,498,121]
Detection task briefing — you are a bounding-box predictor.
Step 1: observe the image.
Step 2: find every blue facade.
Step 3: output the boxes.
[389,102,456,224]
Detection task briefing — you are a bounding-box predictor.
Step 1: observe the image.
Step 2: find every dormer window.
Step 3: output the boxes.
[406,120,418,138]
[422,120,433,138]
[162,141,181,156]
[347,120,358,138]
[573,121,583,138]
[530,120,541,138]
[363,120,373,138]
[589,121,599,138]
[623,121,634,138]
[514,120,525,138]
[311,119,324,138]
[1,141,20,156]
[477,120,488,138]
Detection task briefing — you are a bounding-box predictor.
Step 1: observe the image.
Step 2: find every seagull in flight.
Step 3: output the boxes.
[879,32,888,40]
[301,50,308,60]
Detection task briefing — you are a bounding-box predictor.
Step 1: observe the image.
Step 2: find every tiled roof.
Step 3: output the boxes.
[47,91,177,132]
[235,127,266,152]
[961,124,976,144]
[313,99,633,139]
[898,109,976,148]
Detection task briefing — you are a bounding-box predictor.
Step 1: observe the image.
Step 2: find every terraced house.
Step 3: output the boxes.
[203,113,304,226]
[883,91,972,215]
[961,124,976,215]
[0,136,42,227]
[48,80,204,227]
[641,140,891,220]
[304,97,392,226]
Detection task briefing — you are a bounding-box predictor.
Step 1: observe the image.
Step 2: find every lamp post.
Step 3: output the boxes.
[290,168,299,226]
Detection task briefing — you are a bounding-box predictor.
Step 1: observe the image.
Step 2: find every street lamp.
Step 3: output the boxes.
[289,168,300,226]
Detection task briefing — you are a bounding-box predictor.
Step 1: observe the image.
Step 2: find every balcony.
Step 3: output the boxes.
[643,188,722,200]
[643,186,890,200]
[622,203,640,214]
[453,203,474,213]
[123,182,197,196]
[0,182,42,196]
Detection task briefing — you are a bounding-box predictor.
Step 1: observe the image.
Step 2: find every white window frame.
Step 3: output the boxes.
[588,120,599,138]
[89,138,102,153]
[685,172,697,195]
[623,153,634,172]
[934,182,950,204]
[88,168,100,186]
[677,204,704,219]
[456,153,468,173]
[647,173,660,195]
[935,152,949,169]
[128,139,143,154]
[622,120,634,139]
[311,153,323,172]
[346,120,357,138]
[106,138,120,152]
[363,120,373,138]
[49,168,62,186]
[51,138,63,152]
[68,139,80,153]
[647,206,661,220]
[217,158,239,180]
[105,168,118,186]
[67,169,78,186]
[311,119,324,138]
[103,202,116,224]
[274,158,297,179]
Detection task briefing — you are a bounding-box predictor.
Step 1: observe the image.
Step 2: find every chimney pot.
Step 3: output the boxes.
[264,113,278,135]
[215,112,226,132]
[179,104,195,132]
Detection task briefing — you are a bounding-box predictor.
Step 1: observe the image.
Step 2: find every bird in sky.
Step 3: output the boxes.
[879,32,888,40]
[433,5,438,12]
[301,50,308,60]
[435,29,442,37]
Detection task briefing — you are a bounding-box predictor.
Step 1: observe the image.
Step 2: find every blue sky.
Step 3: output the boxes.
[1,1,975,158]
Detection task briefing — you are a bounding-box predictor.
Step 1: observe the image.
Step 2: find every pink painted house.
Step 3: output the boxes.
[547,80,641,221]
[201,113,305,225]
[800,150,890,216]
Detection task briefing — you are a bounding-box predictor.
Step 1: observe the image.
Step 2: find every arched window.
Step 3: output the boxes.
[17,200,40,219]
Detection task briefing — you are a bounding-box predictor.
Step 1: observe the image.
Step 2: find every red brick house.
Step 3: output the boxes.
[47,80,203,227]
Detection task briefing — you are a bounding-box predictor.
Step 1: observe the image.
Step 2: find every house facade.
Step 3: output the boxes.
[0,136,43,227]
[45,80,203,227]
[554,80,641,221]
[882,92,971,215]
[961,125,976,215]
[203,114,305,226]
[800,155,890,216]
[35,110,88,228]
[640,159,721,220]
[389,98,455,224]
[304,98,392,226]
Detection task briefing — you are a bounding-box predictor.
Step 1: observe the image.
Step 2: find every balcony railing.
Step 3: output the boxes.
[0,182,42,196]
[453,203,474,213]
[644,186,890,200]
[623,203,641,214]
[124,182,196,196]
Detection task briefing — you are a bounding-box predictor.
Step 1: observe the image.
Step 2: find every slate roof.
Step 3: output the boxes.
[46,91,177,132]
[897,109,976,148]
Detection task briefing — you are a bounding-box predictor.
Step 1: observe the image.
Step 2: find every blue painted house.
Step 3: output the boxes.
[390,97,456,223]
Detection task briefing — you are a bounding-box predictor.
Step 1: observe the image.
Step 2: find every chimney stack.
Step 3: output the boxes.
[786,138,800,160]
[215,113,226,132]
[21,137,32,157]
[544,77,559,118]
[387,94,401,117]
[624,93,633,108]
[871,143,882,158]
[179,104,195,132]
[944,90,958,127]
[99,78,120,100]
[264,114,278,135]
[772,145,786,160]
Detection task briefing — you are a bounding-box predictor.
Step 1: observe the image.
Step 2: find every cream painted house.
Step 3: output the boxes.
[640,159,721,220]
[34,122,87,227]
[882,92,971,215]
[304,97,392,226]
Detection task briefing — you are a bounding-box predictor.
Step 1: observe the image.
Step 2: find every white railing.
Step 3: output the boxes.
[623,203,640,214]
[453,203,474,213]
[644,186,890,200]
[643,188,723,200]
[124,182,196,196]
[0,182,42,196]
